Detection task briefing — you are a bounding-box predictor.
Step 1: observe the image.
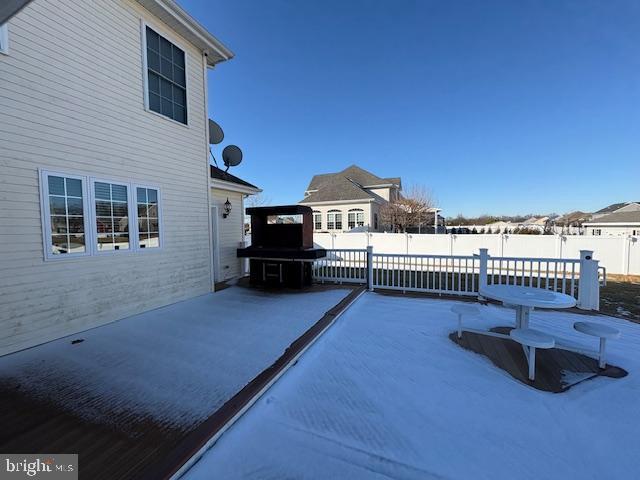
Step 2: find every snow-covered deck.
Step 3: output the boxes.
[0,285,353,479]
[186,292,640,479]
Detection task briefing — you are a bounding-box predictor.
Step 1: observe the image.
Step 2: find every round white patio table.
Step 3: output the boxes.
[479,285,577,329]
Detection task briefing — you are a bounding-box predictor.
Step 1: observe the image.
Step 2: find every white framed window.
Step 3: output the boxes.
[0,24,8,55]
[90,179,132,253]
[39,170,162,260]
[327,210,342,230]
[135,185,162,249]
[348,208,365,229]
[142,22,188,125]
[313,211,322,230]
[39,170,91,259]
[592,229,601,236]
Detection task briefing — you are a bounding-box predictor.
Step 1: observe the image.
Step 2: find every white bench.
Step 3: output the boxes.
[573,321,621,369]
[510,328,555,381]
[451,304,481,339]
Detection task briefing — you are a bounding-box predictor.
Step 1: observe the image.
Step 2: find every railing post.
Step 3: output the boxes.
[577,250,599,311]
[478,248,489,296]
[367,246,374,291]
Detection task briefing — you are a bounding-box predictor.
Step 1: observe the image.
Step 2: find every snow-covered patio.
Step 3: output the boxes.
[186,292,640,480]
[0,285,352,479]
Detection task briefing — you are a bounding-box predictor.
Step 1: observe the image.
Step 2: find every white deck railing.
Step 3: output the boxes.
[312,247,604,310]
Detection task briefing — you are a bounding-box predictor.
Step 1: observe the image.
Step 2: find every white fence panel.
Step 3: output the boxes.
[408,234,452,255]
[316,233,638,275]
[333,232,368,250]
[451,234,503,256]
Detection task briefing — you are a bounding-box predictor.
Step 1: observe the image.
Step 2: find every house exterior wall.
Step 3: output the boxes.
[0,0,213,355]
[583,225,640,237]
[306,201,381,233]
[210,189,244,281]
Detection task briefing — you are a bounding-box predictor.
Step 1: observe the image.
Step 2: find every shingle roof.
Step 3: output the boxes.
[301,165,401,203]
[586,211,640,224]
[595,202,640,214]
[210,166,260,190]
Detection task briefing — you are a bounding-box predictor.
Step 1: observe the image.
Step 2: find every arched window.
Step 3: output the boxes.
[348,208,364,229]
[312,210,322,230]
[327,209,342,230]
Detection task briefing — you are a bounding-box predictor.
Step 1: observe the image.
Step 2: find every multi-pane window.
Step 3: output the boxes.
[46,175,86,255]
[592,229,601,236]
[145,26,187,124]
[327,210,342,230]
[348,209,365,229]
[94,182,130,251]
[137,187,160,248]
[313,211,322,230]
[0,24,8,54]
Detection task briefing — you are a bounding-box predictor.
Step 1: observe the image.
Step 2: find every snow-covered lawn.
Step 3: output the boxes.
[186,292,640,480]
[0,287,350,431]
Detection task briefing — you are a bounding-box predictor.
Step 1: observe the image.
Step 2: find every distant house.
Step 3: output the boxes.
[0,0,234,355]
[591,202,640,220]
[583,210,640,237]
[210,166,261,282]
[299,165,402,232]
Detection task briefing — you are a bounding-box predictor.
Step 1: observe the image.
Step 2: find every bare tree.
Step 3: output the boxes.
[379,184,436,232]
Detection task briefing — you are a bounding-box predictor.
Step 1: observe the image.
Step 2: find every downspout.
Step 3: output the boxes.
[202,53,215,291]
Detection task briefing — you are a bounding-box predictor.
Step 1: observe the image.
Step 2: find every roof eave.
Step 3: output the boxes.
[137,0,234,66]
[210,179,262,195]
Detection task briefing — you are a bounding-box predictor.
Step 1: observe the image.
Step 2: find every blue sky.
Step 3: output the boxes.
[182,0,639,217]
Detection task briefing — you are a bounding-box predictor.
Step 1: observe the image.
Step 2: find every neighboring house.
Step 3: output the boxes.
[0,0,234,355]
[299,165,401,232]
[591,201,640,220]
[210,166,261,281]
[583,211,640,237]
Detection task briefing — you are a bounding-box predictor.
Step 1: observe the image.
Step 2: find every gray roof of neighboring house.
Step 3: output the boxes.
[595,202,640,214]
[210,166,260,190]
[301,165,401,203]
[586,211,640,224]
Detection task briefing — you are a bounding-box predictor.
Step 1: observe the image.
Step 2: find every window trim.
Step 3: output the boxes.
[347,208,365,229]
[39,169,92,261]
[39,170,164,261]
[0,23,8,55]
[140,19,190,127]
[89,177,135,256]
[133,183,164,252]
[313,211,322,230]
[327,209,342,230]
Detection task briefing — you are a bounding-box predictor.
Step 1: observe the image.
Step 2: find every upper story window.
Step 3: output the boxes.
[0,23,8,54]
[327,210,342,230]
[313,211,322,230]
[145,26,187,124]
[348,209,364,229]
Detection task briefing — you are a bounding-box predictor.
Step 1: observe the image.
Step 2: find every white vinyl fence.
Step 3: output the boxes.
[312,247,602,310]
[313,232,640,276]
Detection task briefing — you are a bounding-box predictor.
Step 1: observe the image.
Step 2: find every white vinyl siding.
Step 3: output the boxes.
[0,0,211,356]
[211,189,243,281]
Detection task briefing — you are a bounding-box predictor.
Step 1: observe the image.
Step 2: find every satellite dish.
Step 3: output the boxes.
[208,119,224,145]
[222,145,243,170]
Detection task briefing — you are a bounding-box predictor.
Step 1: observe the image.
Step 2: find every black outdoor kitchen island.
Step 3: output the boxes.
[237,205,326,288]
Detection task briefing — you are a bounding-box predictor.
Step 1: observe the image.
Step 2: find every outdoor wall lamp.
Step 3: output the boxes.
[223,198,232,218]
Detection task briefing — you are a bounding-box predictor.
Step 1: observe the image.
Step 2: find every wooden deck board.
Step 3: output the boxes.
[0,284,360,480]
[451,327,627,393]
